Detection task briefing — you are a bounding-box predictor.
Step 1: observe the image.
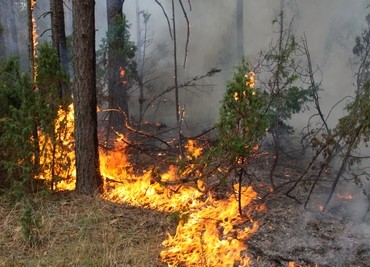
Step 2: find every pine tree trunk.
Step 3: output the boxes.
[106,0,127,134]
[72,0,102,195]
[51,0,70,102]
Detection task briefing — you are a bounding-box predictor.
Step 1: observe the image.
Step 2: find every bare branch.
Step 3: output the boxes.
[187,0,192,11]
[142,68,220,117]
[155,0,173,40]
[178,0,190,68]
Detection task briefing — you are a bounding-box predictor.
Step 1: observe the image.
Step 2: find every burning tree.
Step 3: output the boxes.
[104,0,137,135]
[195,60,270,216]
[0,42,73,199]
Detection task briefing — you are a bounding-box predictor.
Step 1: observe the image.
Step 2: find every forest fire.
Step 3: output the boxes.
[160,185,259,266]
[38,105,75,191]
[37,106,262,266]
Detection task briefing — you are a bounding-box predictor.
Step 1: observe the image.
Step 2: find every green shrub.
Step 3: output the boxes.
[0,43,72,200]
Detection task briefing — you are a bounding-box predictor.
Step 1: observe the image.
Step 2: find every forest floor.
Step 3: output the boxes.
[0,148,370,266]
[0,191,175,267]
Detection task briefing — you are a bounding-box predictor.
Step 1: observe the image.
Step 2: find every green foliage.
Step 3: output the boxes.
[0,58,38,198]
[332,81,370,161]
[261,16,314,134]
[36,43,75,189]
[37,43,64,125]
[107,15,136,58]
[38,43,68,95]
[20,202,41,246]
[217,60,269,159]
[96,14,137,103]
[0,43,73,199]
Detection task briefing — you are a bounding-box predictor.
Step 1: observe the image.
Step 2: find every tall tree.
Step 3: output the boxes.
[50,0,70,102]
[72,0,102,195]
[28,0,36,82]
[106,0,128,133]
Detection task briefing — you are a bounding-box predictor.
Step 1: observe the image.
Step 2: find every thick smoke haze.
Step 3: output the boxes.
[36,1,370,130]
[113,0,370,228]
[61,0,369,134]
[92,0,368,131]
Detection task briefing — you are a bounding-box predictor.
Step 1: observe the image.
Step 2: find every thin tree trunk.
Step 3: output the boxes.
[106,0,127,134]
[28,0,37,84]
[172,0,182,155]
[72,0,102,195]
[51,0,70,102]
[139,12,149,124]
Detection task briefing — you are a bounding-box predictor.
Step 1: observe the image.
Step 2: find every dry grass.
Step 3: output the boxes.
[0,191,176,267]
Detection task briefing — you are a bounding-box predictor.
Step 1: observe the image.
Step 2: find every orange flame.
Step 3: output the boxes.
[119,66,127,86]
[185,139,203,159]
[288,262,319,267]
[38,104,75,190]
[30,0,38,86]
[38,106,261,266]
[337,193,354,200]
[245,71,256,88]
[161,185,259,266]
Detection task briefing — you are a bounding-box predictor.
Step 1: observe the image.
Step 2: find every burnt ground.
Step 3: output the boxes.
[125,126,370,267]
[242,150,370,267]
[246,189,370,267]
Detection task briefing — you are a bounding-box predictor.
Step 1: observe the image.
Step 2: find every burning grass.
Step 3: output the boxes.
[22,105,265,266]
[0,191,175,267]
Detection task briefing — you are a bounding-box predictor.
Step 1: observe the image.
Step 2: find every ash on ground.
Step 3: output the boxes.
[246,175,370,267]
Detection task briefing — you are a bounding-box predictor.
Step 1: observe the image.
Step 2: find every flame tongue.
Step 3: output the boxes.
[161,186,259,266]
[100,139,260,265]
[39,107,261,266]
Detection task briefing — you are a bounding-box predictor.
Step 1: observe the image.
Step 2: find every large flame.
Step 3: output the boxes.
[37,106,261,266]
[38,105,75,190]
[161,185,259,266]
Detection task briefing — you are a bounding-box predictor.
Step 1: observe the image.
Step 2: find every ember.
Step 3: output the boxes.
[288,262,319,267]
[337,193,355,200]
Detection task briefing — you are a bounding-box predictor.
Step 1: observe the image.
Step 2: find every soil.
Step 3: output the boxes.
[246,190,370,267]
[243,148,370,267]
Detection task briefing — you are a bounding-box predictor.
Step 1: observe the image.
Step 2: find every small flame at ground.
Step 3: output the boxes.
[288,262,319,267]
[184,139,203,159]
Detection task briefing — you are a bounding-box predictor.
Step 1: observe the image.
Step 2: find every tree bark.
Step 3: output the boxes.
[72,0,102,195]
[106,0,127,133]
[51,0,70,102]
[28,0,38,83]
